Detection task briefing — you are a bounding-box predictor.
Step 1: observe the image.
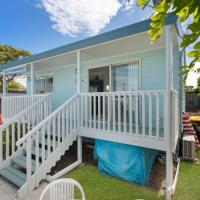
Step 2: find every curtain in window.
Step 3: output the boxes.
[112,62,139,91]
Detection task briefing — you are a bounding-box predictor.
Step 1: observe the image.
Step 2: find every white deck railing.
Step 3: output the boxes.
[16,94,79,192]
[80,90,165,138]
[2,94,48,121]
[0,94,52,163]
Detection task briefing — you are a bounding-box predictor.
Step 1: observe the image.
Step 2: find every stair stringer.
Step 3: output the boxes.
[18,131,77,199]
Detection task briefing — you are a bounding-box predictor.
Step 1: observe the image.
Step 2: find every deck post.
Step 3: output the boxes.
[165,25,173,200]
[77,50,82,162]
[30,63,34,95]
[3,70,7,96]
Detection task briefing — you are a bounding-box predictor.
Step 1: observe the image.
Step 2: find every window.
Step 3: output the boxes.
[35,75,54,94]
[111,62,139,91]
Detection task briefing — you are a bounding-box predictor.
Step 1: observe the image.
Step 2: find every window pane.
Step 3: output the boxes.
[46,75,54,93]
[35,76,45,94]
[89,67,109,92]
[112,62,138,91]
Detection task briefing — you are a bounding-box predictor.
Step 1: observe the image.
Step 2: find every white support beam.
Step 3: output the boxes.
[30,63,34,95]
[76,50,82,162]
[77,51,81,94]
[3,71,7,96]
[165,25,173,200]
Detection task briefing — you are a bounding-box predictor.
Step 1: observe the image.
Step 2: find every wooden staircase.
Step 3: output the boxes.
[0,94,79,198]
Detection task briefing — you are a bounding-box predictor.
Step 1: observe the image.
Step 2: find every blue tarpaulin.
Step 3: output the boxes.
[94,140,158,184]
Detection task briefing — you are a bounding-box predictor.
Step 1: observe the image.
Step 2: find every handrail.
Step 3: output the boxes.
[21,93,79,193]
[0,94,51,129]
[0,94,52,162]
[81,90,165,95]
[2,94,49,121]
[16,94,78,146]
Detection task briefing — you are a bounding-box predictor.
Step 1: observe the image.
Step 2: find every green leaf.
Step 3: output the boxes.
[194,41,200,50]
[151,12,166,21]
[177,6,189,22]
[188,22,200,32]
[181,34,199,49]
[137,0,148,6]
[155,0,169,13]
[187,51,200,58]
[150,18,165,28]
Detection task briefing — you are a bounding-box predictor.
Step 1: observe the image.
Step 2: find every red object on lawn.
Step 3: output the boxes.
[182,112,200,149]
[0,113,2,125]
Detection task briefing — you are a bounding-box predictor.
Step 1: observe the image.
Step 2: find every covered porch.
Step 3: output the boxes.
[1,25,180,152]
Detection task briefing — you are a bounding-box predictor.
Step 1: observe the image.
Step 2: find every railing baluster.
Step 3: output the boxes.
[62,110,65,140]
[48,121,51,156]
[118,94,121,132]
[6,126,9,159]
[149,93,152,137]
[66,107,69,137]
[135,94,139,135]
[123,94,127,133]
[156,93,160,138]
[80,95,83,127]
[70,104,72,132]
[129,94,132,135]
[93,94,96,129]
[23,116,26,137]
[17,120,20,141]
[74,101,76,130]
[108,94,111,131]
[113,93,116,132]
[35,130,39,184]
[53,117,56,150]
[98,95,101,129]
[103,94,105,131]
[12,122,15,154]
[142,93,145,135]
[89,95,92,129]
[26,138,32,191]
[85,94,88,128]
[58,113,61,143]
[42,126,45,162]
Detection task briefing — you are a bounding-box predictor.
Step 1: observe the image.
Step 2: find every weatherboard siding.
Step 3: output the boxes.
[27,46,180,111]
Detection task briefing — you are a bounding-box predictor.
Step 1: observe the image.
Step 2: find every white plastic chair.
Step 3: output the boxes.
[39,178,86,200]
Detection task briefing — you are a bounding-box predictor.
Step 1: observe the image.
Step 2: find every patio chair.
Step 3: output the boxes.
[39,178,86,200]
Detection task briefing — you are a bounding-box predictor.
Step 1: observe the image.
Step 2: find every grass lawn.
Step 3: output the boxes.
[173,151,200,200]
[64,151,200,200]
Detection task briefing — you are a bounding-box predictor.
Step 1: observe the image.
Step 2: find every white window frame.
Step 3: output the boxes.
[34,74,54,94]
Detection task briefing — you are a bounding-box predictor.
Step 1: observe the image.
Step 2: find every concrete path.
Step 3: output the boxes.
[0,177,48,200]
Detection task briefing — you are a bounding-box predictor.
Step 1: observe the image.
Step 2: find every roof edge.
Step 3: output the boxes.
[0,14,177,71]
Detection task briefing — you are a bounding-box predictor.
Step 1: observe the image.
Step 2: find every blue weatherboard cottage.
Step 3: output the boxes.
[0,14,184,200]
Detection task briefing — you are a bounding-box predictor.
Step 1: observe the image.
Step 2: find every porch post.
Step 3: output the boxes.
[165,25,173,200]
[77,50,81,94]
[77,50,82,162]
[30,63,34,95]
[3,70,7,96]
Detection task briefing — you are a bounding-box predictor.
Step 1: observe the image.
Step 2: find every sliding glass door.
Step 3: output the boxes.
[111,62,139,92]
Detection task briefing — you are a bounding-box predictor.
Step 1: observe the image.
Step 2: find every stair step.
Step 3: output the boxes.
[31,147,49,159]
[36,137,58,148]
[12,155,38,172]
[0,166,26,188]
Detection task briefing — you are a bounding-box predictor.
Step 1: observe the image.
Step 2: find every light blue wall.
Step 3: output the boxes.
[28,46,181,111]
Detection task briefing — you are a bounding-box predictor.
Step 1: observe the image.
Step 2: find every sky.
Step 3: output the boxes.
[0,0,199,86]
